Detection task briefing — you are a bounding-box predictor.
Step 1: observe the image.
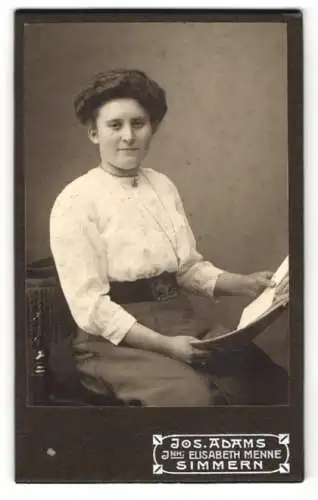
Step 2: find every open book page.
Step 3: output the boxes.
[192,256,289,348]
[237,256,289,329]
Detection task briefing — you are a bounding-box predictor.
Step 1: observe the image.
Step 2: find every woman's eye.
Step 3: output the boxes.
[132,119,146,129]
[107,121,122,130]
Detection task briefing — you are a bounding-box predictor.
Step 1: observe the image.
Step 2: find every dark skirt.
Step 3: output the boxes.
[72,294,288,406]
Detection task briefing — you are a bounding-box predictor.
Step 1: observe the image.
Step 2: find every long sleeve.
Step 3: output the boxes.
[171,182,225,298]
[50,187,137,345]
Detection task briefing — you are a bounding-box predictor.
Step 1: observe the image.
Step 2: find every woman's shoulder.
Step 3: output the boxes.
[51,167,102,212]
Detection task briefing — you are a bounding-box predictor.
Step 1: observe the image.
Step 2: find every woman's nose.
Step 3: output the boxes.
[121,125,135,143]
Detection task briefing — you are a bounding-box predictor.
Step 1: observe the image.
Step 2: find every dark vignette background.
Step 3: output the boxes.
[15,10,303,483]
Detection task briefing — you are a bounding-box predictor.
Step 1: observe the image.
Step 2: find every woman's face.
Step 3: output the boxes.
[88,98,153,171]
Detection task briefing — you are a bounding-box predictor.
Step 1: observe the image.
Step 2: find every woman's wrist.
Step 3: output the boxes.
[122,322,171,356]
[214,270,274,298]
[214,272,244,297]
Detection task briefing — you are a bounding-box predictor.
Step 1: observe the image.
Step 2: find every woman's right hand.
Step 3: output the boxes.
[123,323,211,366]
[165,335,211,365]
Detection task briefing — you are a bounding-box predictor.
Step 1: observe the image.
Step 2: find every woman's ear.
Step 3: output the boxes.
[88,125,99,144]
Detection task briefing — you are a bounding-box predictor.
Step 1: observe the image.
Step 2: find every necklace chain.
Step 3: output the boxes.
[100,166,180,265]
[136,172,181,266]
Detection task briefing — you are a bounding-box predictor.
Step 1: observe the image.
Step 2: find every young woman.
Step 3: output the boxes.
[50,69,288,406]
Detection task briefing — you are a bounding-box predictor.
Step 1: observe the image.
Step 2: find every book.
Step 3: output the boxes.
[192,256,289,349]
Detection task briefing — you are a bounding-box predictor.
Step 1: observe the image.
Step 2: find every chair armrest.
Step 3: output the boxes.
[26,257,76,404]
[26,280,54,404]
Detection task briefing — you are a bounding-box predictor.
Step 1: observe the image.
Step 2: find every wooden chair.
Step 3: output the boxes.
[26,257,124,406]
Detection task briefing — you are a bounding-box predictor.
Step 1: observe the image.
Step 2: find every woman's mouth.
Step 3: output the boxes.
[118,148,139,154]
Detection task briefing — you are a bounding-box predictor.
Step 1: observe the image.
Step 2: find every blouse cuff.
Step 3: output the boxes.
[100,311,137,346]
[177,263,225,298]
[200,271,225,301]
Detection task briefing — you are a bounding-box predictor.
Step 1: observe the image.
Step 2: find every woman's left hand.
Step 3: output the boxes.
[215,271,275,299]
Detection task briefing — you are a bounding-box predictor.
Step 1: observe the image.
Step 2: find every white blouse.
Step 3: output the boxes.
[50,166,224,345]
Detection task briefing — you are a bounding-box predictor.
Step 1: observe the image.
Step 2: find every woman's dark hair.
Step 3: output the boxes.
[74,69,167,130]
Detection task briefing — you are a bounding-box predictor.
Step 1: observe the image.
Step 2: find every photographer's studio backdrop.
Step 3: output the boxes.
[24,22,288,370]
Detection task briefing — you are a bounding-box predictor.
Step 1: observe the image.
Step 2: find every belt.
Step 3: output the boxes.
[109,272,179,304]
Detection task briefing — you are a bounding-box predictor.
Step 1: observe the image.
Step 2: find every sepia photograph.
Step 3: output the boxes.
[16,10,302,483]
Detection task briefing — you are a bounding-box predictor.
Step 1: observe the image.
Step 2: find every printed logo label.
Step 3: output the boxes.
[152,434,290,475]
